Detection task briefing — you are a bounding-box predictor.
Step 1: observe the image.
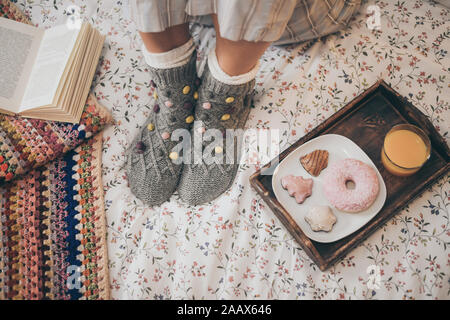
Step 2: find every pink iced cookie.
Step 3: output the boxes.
[281,174,313,204]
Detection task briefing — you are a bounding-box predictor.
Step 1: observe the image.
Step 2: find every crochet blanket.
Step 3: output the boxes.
[0,134,109,299]
[0,0,110,300]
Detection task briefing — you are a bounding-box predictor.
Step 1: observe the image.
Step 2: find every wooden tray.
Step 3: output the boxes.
[250,80,450,271]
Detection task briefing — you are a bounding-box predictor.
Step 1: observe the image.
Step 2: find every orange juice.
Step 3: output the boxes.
[381,125,430,176]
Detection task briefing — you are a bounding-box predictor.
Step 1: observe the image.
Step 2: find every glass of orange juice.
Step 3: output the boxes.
[381,124,431,177]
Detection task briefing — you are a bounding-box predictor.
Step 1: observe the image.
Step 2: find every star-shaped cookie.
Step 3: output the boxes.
[305,205,337,232]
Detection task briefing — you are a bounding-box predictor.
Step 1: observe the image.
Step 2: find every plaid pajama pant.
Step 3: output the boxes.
[130,0,361,45]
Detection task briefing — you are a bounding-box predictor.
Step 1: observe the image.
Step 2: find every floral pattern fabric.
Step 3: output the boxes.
[14,0,449,299]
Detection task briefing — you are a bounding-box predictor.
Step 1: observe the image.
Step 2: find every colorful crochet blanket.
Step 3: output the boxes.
[0,95,111,184]
[0,0,110,300]
[0,134,109,300]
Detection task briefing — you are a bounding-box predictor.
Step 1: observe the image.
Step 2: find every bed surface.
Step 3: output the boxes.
[19,0,449,299]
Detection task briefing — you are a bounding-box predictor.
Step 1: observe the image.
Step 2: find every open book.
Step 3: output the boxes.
[0,17,105,123]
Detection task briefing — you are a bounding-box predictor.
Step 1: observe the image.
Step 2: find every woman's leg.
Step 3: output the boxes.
[139,23,191,53]
[126,22,199,207]
[211,15,270,76]
[177,15,272,205]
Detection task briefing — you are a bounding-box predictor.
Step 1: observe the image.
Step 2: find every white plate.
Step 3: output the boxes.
[272,134,387,243]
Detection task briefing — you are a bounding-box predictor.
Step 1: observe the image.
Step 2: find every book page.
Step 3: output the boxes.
[20,22,81,111]
[0,17,43,113]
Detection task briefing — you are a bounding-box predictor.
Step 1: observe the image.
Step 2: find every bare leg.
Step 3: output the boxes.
[139,23,191,53]
[212,14,271,76]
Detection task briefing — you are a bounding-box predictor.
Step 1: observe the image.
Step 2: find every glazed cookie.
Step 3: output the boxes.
[281,175,313,204]
[305,206,337,232]
[300,149,329,177]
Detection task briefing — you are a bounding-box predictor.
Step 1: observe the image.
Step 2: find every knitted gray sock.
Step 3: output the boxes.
[177,65,255,205]
[126,52,198,206]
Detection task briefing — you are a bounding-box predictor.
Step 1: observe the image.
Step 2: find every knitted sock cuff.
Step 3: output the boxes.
[201,63,256,97]
[143,37,196,69]
[207,47,260,85]
[148,51,198,87]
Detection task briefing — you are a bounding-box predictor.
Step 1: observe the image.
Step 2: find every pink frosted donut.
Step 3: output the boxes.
[323,159,379,213]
